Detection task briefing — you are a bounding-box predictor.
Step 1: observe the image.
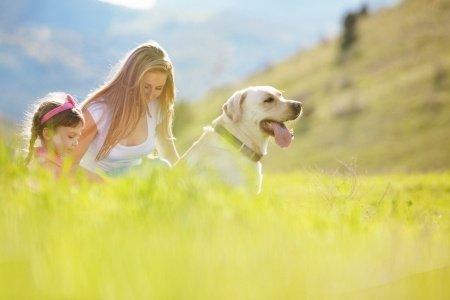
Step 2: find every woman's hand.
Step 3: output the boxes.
[155,124,179,165]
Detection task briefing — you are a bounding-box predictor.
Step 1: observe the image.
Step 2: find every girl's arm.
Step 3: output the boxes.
[155,124,180,165]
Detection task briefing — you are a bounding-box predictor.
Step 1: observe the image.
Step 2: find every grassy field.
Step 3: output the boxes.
[1,141,448,299]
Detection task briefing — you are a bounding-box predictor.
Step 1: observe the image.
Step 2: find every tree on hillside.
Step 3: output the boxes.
[340,12,358,53]
[338,3,369,63]
[359,4,369,17]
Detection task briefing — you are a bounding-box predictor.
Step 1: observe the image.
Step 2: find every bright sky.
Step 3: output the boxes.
[98,0,156,10]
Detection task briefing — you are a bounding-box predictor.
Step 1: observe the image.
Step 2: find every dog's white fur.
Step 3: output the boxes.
[177,86,302,193]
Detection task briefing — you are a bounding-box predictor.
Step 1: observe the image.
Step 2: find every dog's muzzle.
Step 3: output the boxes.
[291,101,302,117]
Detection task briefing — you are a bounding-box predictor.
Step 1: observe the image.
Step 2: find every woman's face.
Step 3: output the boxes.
[142,71,168,102]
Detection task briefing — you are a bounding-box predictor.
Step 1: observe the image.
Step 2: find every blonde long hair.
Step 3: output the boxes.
[83,41,176,160]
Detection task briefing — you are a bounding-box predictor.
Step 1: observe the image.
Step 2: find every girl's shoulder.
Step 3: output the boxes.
[28,147,62,177]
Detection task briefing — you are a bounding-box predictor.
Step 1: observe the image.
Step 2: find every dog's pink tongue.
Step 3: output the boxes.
[271,122,293,148]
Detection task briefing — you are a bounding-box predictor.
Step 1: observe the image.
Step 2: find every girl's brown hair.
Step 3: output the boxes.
[23,92,84,165]
[82,41,176,160]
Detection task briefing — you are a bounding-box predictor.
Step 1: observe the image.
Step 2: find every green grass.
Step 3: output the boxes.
[1,141,449,299]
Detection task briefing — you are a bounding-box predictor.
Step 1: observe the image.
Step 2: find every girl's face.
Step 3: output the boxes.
[142,71,167,102]
[43,122,84,156]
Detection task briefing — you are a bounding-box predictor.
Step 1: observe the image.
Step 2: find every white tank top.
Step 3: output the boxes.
[79,99,163,176]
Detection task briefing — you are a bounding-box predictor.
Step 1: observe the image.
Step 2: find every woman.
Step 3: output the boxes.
[73,41,179,176]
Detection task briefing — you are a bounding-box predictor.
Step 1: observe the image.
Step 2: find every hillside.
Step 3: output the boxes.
[0,116,15,141]
[174,0,450,173]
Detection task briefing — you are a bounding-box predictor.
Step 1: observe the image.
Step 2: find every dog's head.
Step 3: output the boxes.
[222,86,302,148]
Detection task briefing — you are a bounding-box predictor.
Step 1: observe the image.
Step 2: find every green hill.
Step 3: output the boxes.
[174,0,450,173]
[0,116,15,142]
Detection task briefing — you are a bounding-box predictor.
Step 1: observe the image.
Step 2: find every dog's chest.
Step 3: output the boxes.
[185,132,261,191]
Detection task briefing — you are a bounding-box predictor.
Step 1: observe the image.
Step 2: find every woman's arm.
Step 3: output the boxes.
[72,109,98,165]
[70,109,104,181]
[155,124,179,165]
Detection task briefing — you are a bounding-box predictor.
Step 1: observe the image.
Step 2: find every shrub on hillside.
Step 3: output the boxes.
[433,64,447,90]
[338,76,354,90]
[331,95,366,119]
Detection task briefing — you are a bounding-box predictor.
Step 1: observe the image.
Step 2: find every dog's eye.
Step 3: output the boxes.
[264,97,274,103]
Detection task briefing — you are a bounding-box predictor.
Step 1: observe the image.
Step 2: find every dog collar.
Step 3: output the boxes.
[214,124,263,162]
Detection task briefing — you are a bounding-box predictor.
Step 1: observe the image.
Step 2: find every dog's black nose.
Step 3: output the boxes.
[291,102,302,114]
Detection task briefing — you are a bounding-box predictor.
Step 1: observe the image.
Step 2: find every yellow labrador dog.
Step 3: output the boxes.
[177,86,302,193]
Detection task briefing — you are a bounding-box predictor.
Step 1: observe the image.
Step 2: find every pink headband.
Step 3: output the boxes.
[40,94,79,125]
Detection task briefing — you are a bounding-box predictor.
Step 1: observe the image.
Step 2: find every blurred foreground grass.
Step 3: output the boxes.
[0,141,449,299]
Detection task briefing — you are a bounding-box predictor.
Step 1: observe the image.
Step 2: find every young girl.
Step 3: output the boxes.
[73,41,179,176]
[24,92,84,176]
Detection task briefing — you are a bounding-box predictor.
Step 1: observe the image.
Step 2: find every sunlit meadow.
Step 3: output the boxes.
[0,140,448,299]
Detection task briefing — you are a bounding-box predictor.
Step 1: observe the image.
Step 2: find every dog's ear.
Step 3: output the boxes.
[222,91,247,122]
